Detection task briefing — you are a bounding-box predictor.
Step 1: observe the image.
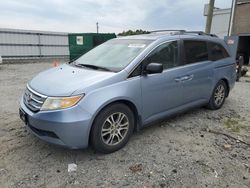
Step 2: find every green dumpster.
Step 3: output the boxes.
[68,33,116,61]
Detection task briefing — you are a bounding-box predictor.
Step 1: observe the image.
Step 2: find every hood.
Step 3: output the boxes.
[29,64,115,96]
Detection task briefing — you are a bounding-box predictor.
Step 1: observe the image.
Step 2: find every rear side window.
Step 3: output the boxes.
[183,40,209,64]
[208,42,230,61]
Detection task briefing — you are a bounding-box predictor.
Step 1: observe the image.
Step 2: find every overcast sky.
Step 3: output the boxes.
[0,0,232,34]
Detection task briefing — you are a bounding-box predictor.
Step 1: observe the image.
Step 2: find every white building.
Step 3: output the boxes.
[204,5,231,38]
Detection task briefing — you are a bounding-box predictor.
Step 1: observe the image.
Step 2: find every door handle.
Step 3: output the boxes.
[174,77,182,82]
[175,75,194,82]
[182,74,194,81]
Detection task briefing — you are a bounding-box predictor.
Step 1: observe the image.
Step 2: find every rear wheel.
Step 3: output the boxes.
[207,80,228,110]
[90,103,134,153]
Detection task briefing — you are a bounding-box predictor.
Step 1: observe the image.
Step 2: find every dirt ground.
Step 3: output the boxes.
[0,62,250,188]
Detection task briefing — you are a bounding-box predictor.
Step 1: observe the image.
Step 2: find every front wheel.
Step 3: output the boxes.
[90,103,134,153]
[207,80,228,110]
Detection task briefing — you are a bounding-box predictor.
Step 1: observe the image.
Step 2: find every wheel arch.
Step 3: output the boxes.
[88,99,141,145]
[220,78,230,97]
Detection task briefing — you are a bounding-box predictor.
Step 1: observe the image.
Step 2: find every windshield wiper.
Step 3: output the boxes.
[74,63,113,72]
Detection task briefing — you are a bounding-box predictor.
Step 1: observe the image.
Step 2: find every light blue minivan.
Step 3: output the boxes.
[19,31,236,153]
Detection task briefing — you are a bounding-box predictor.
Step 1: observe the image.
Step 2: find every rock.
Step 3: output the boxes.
[73,180,80,185]
[223,144,232,149]
[237,136,243,142]
[68,163,77,173]
[95,157,105,161]
[33,174,39,180]
[129,164,142,173]
[189,149,194,152]
[231,153,237,158]
[169,140,174,143]
[96,182,104,186]
[0,168,7,175]
[172,169,177,173]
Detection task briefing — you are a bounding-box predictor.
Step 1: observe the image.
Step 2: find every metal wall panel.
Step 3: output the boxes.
[0,46,39,56]
[40,35,68,45]
[0,28,69,59]
[41,46,69,56]
[0,33,39,44]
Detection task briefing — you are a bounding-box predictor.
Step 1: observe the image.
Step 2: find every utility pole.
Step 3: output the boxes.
[96,22,99,33]
[205,0,215,33]
[228,0,237,36]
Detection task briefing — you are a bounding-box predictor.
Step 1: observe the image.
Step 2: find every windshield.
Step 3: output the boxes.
[74,39,152,72]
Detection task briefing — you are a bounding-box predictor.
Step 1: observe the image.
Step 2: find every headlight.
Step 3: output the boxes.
[41,95,83,111]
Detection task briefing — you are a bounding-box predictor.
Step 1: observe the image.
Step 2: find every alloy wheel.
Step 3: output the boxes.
[101,112,129,146]
[214,84,225,106]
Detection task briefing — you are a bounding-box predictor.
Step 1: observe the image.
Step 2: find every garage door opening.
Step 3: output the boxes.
[225,34,250,65]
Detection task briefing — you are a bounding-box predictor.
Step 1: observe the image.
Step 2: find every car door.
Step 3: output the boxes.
[140,40,184,124]
[178,40,214,104]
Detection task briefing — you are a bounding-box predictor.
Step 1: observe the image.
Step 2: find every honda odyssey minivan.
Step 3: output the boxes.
[19,31,236,153]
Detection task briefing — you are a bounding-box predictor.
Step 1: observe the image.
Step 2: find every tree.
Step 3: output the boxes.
[118,29,150,36]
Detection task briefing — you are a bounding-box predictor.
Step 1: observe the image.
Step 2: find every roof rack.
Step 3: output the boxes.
[150,29,186,34]
[149,30,218,38]
[184,31,218,37]
[150,30,186,33]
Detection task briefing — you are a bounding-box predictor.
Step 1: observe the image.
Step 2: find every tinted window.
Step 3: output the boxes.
[143,41,179,70]
[209,42,230,61]
[184,40,209,64]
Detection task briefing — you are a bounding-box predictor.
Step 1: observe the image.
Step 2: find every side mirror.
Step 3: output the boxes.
[144,63,163,74]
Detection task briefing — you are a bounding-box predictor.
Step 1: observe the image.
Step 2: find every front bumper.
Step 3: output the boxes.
[20,97,93,149]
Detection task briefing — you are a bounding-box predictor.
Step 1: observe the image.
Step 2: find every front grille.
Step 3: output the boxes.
[23,86,47,112]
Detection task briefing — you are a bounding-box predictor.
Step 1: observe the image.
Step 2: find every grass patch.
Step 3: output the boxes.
[196,160,212,174]
[224,119,240,133]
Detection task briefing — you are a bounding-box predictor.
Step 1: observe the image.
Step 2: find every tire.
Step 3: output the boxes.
[90,103,135,153]
[207,80,228,110]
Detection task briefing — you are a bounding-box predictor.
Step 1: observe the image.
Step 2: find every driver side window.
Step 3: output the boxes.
[143,41,179,70]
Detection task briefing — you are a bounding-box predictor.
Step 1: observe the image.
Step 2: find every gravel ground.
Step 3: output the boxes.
[0,63,250,188]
